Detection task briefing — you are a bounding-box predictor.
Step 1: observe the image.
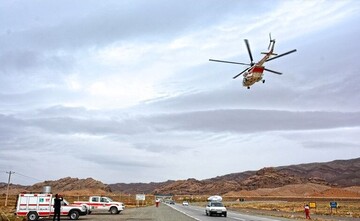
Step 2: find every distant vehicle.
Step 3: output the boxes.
[182,201,189,206]
[73,196,125,214]
[209,33,297,89]
[205,201,227,217]
[15,193,87,221]
[169,200,175,205]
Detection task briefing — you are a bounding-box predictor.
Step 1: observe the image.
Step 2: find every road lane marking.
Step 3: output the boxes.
[166,204,201,221]
[231,218,246,221]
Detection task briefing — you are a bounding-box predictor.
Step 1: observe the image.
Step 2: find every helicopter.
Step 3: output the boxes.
[209,34,297,89]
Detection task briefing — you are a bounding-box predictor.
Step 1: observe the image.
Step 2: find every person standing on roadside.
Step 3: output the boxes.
[304,204,311,219]
[53,194,63,221]
[155,198,160,207]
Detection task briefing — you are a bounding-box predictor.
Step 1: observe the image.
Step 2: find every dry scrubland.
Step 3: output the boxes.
[2,194,360,220]
[174,195,360,219]
[226,200,360,218]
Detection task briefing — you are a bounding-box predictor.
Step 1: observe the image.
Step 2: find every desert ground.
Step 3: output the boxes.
[2,193,360,221]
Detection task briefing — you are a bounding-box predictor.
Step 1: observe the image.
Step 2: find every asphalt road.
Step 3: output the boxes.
[169,204,292,221]
[46,203,291,221]
[31,204,360,221]
[39,203,196,221]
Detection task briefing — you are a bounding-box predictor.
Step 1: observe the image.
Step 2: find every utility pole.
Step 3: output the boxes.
[5,171,15,206]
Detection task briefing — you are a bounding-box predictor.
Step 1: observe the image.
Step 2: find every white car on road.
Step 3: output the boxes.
[205,201,227,217]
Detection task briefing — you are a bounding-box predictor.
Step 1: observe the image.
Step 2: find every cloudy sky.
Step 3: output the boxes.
[1,0,360,185]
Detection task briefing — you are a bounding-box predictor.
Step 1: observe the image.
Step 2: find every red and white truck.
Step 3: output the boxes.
[73,196,125,214]
[15,193,88,221]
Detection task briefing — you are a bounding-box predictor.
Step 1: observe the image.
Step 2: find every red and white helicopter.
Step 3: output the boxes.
[209,34,297,89]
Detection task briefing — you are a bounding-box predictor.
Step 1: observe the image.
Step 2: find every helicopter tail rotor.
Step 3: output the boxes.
[267,33,275,50]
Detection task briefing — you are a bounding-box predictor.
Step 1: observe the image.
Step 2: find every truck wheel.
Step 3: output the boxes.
[69,210,80,220]
[110,206,118,214]
[27,211,39,221]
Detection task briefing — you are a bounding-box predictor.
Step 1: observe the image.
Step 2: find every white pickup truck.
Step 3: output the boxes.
[73,196,125,214]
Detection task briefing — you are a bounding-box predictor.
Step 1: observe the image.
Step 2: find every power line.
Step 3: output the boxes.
[1,170,42,182]
[14,172,42,182]
[3,171,43,207]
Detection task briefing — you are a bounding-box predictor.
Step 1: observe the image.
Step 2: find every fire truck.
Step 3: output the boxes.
[15,193,87,221]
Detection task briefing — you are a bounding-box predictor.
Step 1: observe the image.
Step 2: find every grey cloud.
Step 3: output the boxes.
[0,114,27,140]
[0,49,74,74]
[0,0,249,82]
[29,117,147,135]
[144,109,360,133]
[0,1,244,52]
[142,80,360,113]
[0,89,87,109]
[302,141,359,149]
[1,106,143,137]
[22,109,360,136]
[0,50,39,71]
[35,105,94,118]
[79,153,160,168]
[133,142,194,154]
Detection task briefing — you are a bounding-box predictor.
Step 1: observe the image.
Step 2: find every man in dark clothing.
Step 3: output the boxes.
[53,194,63,221]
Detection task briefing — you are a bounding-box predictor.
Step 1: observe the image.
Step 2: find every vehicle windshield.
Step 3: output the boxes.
[105,197,113,202]
[211,202,224,207]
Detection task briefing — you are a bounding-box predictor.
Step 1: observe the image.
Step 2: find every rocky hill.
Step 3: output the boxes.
[276,158,360,186]
[111,158,359,194]
[224,183,360,197]
[108,180,175,194]
[0,183,27,195]
[2,158,359,196]
[151,167,330,195]
[0,177,110,195]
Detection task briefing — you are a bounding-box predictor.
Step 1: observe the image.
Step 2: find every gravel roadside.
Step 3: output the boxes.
[229,208,360,221]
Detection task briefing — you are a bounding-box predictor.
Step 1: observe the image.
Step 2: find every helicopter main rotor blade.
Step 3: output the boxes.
[266,49,297,62]
[264,68,282,75]
[209,59,251,66]
[233,67,250,79]
[244,39,254,64]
